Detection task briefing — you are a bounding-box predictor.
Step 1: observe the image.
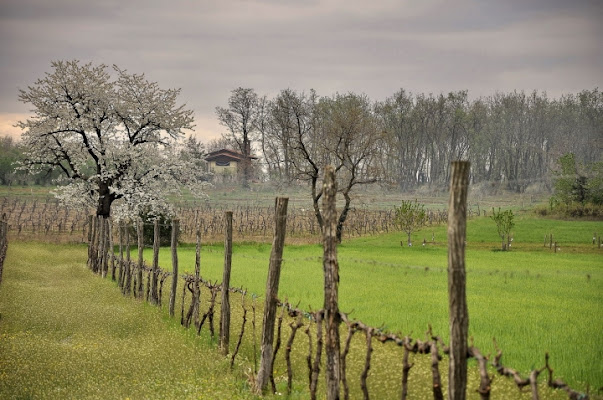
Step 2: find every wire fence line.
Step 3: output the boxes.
[80,173,591,400]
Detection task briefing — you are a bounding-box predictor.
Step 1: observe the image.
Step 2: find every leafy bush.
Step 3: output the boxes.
[535,202,603,219]
[552,153,602,206]
[491,208,515,251]
[394,199,427,246]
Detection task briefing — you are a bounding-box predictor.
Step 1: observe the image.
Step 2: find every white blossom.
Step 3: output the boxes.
[17,60,208,220]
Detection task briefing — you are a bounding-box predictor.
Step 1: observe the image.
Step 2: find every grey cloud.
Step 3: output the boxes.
[1,0,601,140]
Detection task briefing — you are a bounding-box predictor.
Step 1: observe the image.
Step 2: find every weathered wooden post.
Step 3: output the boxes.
[256,197,289,393]
[447,161,470,400]
[118,222,124,287]
[0,213,7,287]
[136,219,144,299]
[191,226,201,328]
[123,221,132,295]
[220,211,233,355]
[98,216,106,276]
[87,215,94,269]
[323,165,341,400]
[108,219,115,281]
[150,219,160,304]
[169,219,179,317]
[102,218,110,277]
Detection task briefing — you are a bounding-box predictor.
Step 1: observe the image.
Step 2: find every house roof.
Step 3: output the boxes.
[205,148,258,162]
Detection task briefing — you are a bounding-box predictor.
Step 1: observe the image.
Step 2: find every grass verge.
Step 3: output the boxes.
[0,241,258,400]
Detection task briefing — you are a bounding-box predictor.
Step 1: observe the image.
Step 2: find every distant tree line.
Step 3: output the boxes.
[5,86,601,196]
[0,136,61,186]
[219,87,601,193]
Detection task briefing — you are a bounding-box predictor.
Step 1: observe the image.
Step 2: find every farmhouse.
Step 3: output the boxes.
[204,148,257,179]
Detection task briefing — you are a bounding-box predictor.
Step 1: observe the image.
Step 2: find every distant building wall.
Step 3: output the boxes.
[208,159,238,175]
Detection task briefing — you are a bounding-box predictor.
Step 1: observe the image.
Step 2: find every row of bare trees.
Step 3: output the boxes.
[219,87,601,193]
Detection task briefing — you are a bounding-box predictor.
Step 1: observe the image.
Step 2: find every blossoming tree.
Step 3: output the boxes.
[17,60,204,220]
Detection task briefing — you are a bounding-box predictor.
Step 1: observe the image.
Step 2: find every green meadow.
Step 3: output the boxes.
[0,242,259,399]
[0,214,601,398]
[149,215,603,391]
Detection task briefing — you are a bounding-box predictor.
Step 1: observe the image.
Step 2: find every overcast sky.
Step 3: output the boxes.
[1,0,602,142]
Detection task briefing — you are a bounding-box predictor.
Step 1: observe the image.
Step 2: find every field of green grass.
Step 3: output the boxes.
[148,215,603,392]
[0,242,259,399]
[1,207,601,398]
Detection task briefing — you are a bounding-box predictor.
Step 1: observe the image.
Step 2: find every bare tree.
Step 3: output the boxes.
[215,87,260,188]
[282,91,382,242]
[258,89,297,182]
[206,137,237,153]
[376,90,425,190]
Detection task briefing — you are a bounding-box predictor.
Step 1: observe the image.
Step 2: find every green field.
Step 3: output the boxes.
[148,215,603,391]
[1,213,601,398]
[0,242,259,399]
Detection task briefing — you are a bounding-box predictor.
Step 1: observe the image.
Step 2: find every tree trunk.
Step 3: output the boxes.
[447,161,470,400]
[136,219,144,299]
[96,181,113,218]
[151,219,160,305]
[257,197,289,393]
[169,219,179,317]
[323,165,341,400]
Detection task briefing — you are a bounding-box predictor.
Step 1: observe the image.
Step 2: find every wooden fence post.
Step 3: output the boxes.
[187,226,201,328]
[137,218,144,299]
[95,216,102,274]
[169,219,179,317]
[101,217,109,277]
[87,215,94,270]
[447,161,470,400]
[220,211,233,355]
[150,219,160,304]
[98,216,107,275]
[0,213,7,287]
[256,197,289,393]
[118,222,124,287]
[123,222,132,295]
[322,165,341,400]
[108,219,115,281]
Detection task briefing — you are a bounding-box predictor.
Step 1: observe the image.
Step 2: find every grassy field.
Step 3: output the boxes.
[1,184,601,398]
[147,215,603,392]
[0,242,259,399]
[1,241,594,399]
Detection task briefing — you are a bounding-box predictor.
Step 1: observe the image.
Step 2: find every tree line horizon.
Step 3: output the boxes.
[216,86,601,193]
[2,85,599,194]
[2,61,600,230]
